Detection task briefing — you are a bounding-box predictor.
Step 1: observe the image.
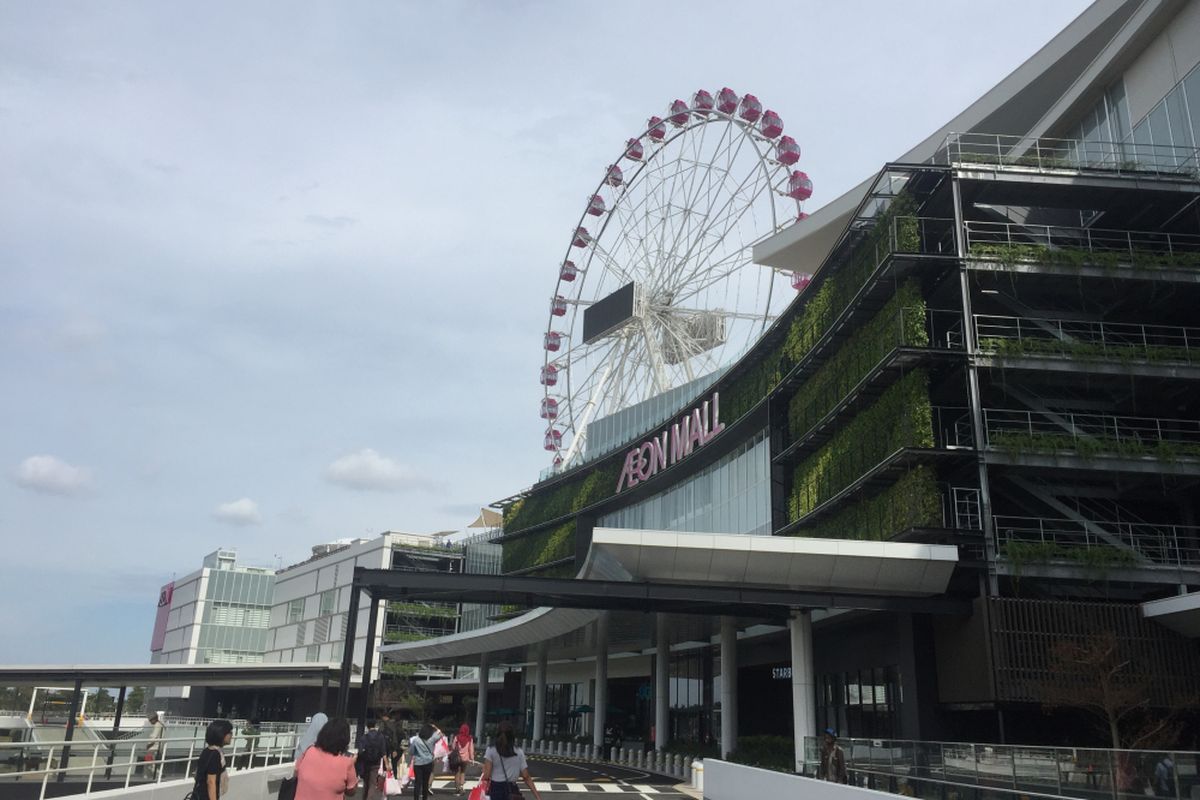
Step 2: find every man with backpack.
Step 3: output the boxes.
[355,720,388,800]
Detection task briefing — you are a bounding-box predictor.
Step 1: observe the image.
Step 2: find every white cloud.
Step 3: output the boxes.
[213,497,261,526]
[13,455,92,495]
[325,448,431,493]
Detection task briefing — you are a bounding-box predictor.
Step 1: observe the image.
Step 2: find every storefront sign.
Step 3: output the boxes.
[150,581,174,652]
[772,666,793,680]
[616,391,725,492]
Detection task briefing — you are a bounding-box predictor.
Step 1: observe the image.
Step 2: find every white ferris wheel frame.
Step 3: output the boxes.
[543,102,804,469]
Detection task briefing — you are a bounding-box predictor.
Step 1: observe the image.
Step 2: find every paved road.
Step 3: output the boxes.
[430,757,693,798]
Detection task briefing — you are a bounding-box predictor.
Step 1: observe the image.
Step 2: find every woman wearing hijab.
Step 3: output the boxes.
[295,713,330,762]
[295,717,358,800]
[450,724,474,794]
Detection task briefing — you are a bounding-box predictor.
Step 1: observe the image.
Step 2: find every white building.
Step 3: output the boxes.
[265,533,464,680]
[151,549,275,702]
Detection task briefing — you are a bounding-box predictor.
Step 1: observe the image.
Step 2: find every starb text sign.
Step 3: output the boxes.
[616,392,725,492]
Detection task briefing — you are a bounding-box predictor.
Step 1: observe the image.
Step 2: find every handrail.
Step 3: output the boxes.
[974,314,1200,364]
[983,407,1200,453]
[936,131,1200,179]
[994,514,1200,567]
[808,735,1197,800]
[964,219,1200,263]
[0,730,299,799]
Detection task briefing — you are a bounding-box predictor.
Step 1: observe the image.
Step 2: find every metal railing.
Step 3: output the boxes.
[805,736,1199,800]
[974,314,1200,365]
[933,406,974,449]
[983,408,1200,456]
[963,220,1200,265]
[935,131,1200,179]
[0,729,300,799]
[993,515,1200,568]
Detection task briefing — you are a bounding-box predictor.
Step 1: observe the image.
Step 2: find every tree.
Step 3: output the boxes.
[91,688,115,714]
[125,687,148,715]
[0,686,32,712]
[1038,630,1187,750]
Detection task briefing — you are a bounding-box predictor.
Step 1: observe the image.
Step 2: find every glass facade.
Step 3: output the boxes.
[522,682,583,738]
[597,430,770,535]
[584,371,723,459]
[1065,64,1200,167]
[197,567,274,664]
[460,540,503,632]
[816,666,899,739]
[669,647,718,747]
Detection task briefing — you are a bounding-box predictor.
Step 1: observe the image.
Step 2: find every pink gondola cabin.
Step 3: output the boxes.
[540,364,559,386]
[791,272,813,292]
[776,136,801,165]
[738,94,763,122]
[550,295,568,316]
[760,110,783,138]
[625,138,644,161]
[667,99,689,126]
[646,116,666,142]
[692,89,714,114]
[606,164,624,187]
[559,260,579,282]
[716,87,739,114]
[787,171,813,201]
[572,227,591,247]
[544,331,562,352]
[540,397,559,420]
[543,429,562,451]
[587,195,606,216]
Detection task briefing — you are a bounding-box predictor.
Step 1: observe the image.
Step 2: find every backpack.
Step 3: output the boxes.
[357,730,386,769]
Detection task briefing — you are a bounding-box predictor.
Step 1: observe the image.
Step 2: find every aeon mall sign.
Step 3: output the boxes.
[616,392,725,492]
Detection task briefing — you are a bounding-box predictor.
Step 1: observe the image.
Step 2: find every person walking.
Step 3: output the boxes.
[355,719,388,800]
[191,720,233,800]
[449,724,474,794]
[295,717,358,800]
[407,723,444,800]
[143,712,165,779]
[480,722,540,800]
[295,713,330,762]
[819,728,847,784]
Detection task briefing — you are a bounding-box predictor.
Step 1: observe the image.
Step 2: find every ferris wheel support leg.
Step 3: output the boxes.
[561,356,619,465]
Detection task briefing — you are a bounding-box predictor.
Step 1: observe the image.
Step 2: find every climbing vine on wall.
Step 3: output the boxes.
[787,369,934,521]
[786,279,929,443]
[502,461,620,535]
[502,520,575,573]
[786,466,942,540]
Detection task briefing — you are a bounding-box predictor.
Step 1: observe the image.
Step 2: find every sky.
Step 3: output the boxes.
[0,1,1093,663]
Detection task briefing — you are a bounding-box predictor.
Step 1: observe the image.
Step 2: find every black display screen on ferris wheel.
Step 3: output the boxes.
[540,88,814,471]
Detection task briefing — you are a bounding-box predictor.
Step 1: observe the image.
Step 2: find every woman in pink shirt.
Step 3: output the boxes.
[296,718,359,800]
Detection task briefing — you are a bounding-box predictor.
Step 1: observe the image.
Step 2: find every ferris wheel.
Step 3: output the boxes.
[540,88,814,469]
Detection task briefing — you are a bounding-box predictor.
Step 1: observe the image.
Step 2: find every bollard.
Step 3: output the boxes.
[673,754,682,776]
[691,760,703,792]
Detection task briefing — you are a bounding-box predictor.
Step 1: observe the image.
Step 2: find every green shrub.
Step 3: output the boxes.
[504,461,620,534]
[969,242,1200,271]
[728,735,795,773]
[788,370,934,521]
[787,465,942,540]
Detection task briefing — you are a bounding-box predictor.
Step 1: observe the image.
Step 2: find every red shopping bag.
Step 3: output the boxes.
[468,779,489,800]
[142,752,155,763]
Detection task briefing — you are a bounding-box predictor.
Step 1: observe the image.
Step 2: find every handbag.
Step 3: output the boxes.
[448,745,463,771]
[277,776,297,800]
[498,754,523,800]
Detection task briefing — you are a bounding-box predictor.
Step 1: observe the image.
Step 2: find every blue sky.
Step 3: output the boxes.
[0,1,1091,663]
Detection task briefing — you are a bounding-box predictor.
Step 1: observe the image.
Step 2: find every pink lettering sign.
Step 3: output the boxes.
[616,392,725,492]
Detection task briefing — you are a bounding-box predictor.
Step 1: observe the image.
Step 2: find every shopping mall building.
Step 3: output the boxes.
[379,0,1200,766]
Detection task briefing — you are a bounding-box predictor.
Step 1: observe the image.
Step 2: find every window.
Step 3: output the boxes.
[288,599,305,624]
[320,589,336,616]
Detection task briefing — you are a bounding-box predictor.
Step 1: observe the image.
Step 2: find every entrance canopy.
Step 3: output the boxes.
[373,529,961,665]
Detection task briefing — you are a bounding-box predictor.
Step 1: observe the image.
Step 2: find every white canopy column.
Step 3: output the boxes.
[592,611,610,749]
[655,613,669,751]
[789,611,815,773]
[719,616,738,758]
[475,653,489,739]
[532,645,548,742]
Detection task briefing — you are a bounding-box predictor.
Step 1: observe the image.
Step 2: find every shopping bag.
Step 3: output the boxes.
[439,755,450,774]
[468,779,489,800]
[384,772,403,795]
[433,738,450,759]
